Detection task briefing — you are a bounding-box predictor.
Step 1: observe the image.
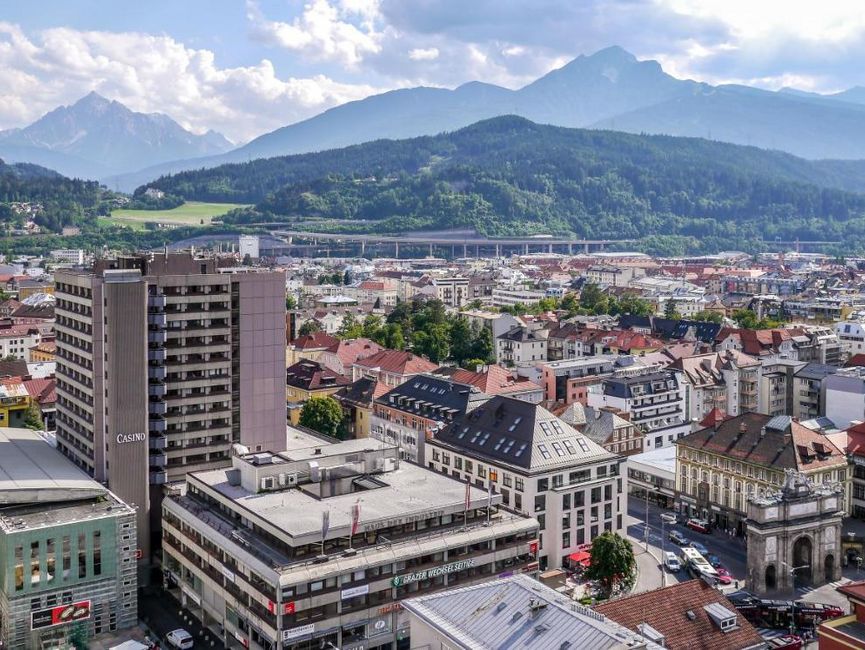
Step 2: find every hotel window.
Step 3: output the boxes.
[78,533,87,579]
[441,453,450,466]
[30,540,40,585]
[93,531,102,576]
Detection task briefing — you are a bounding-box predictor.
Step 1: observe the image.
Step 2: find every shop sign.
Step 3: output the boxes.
[31,601,91,630]
[341,584,370,600]
[368,615,392,637]
[391,558,475,587]
[377,603,402,615]
[282,623,315,641]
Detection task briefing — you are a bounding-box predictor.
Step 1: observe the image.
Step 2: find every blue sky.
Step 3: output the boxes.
[2,1,865,142]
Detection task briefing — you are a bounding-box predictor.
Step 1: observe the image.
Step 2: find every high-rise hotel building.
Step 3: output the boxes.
[54,252,286,561]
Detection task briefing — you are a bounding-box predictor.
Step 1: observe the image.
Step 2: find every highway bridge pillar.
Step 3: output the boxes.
[394,242,399,258]
[463,243,467,258]
[476,244,480,257]
[548,243,553,253]
[360,240,365,256]
[585,242,590,254]
[429,243,433,257]
[568,243,573,255]
[524,243,529,255]
[495,244,501,257]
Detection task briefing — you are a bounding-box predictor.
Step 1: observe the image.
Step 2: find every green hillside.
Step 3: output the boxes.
[143,116,865,252]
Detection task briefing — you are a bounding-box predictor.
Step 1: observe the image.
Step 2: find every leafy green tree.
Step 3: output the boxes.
[285,295,297,310]
[299,396,345,439]
[23,402,43,431]
[584,532,636,596]
[378,323,405,350]
[338,313,363,339]
[449,316,474,366]
[615,294,653,317]
[693,310,724,324]
[461,358,487,371]
[343,269,353,285]
[298,320,322,336]
[733,308,784,330]
[362,314,383,339]
[412,323,449,363]
[664,299,682,320]
[469,322,494,363]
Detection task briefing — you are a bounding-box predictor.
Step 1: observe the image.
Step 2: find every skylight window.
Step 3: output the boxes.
[576,438,590,453]
[551,421,565,436]
[540,422,552,436]
[470,431,481,443]
[515,443,528,458]
[563,440,576,454]
[457,426,469,439]
[503,440,515,454]
[538,444,551,459]
[478,433,491,446]
[552,442,565,456]
[494,437,506,451]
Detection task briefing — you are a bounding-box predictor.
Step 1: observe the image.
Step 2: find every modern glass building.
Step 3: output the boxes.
[0,428,138,649]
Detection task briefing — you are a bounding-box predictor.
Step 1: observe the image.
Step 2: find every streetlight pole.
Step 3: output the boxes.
[644,486,650,550]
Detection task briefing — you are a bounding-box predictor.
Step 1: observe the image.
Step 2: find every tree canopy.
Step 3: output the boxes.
[299,396,345,439]
[584,532,637,596]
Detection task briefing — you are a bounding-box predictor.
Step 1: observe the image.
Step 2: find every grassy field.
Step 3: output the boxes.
[106,202,248,228]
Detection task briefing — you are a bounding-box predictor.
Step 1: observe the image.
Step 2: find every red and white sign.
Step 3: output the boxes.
[31,601,91,630]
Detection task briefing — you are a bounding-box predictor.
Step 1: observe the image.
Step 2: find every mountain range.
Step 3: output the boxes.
[8,46,865,191]
[146,116,865,253]
[0,92,232,182]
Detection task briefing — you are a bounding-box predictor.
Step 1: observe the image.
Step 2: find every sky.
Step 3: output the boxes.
[3,0,865,143]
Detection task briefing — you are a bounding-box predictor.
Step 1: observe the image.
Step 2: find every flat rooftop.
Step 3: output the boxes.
[402,573,660,650]
[1,492,131,533]
[627,446,677,476]
[0,428,106,505]
[192,445,502,543]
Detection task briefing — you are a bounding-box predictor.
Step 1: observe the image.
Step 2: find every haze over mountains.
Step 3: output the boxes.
[0,92,232,182]
[9,46,865,191]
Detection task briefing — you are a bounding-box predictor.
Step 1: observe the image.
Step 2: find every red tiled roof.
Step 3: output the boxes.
[595,579,764,650]
[846,353,865,368]
[324,337,384,367]
[446,364,538,396]
[353,350,437,375]
[23,377,56,404]
[699,407,730,429]
[291,331,339,350]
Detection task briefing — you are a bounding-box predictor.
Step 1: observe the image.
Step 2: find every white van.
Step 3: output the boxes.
[664,551,681,572]
[166,629,194,649]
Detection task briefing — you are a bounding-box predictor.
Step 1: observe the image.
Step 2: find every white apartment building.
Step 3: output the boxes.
[837,318,865,358]
[496,326,548,367]
[426,396,626,570]
[491,287,546,308]
[588,370,690,451]
[432,277,469,307]
[826,367,865,428]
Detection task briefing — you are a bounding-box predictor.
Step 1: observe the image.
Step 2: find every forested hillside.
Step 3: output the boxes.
[143,116,865,252]
[0,158,110,231]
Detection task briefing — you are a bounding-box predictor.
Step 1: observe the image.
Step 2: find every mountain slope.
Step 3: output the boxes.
[143,116,865,252]
[0,93,233,180]
[591,85,865,159]
[108,46,865,190]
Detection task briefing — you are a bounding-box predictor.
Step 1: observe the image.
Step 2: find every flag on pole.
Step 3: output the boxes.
[321,510,330,541]
[350,500,361,537]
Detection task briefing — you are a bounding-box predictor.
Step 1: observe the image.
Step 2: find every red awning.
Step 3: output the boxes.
[568,551,591,566]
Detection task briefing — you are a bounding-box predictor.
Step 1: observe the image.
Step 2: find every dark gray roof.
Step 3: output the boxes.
[402,574,660,650]
[433,396,611,472]
[376,374,488,421]
[602,371,679,399]
[617,315,721,344]
[794,362,840,381]
[497,326,544,343]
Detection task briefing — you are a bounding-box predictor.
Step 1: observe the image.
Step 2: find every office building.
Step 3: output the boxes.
[54,252,285,562]
[162,440,539,650]
[427,396,626,569]
[0,428,137,650]
[403,574,661,650]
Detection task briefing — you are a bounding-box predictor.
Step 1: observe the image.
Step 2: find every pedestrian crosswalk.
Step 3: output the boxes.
[796,578,849,596]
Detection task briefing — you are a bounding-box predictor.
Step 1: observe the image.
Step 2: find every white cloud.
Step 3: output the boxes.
[247,0,383,67]
[0,22,383,142]
[408,47,439,61]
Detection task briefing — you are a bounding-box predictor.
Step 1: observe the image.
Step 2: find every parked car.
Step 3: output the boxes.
[688,541,709,556]
[716,567,733,585]
[669,530,690,546]
[707,554,722,568]
[686,518,711,534]
[767,635,802,650]
[166,629,194,650]
[664,551,681,572]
